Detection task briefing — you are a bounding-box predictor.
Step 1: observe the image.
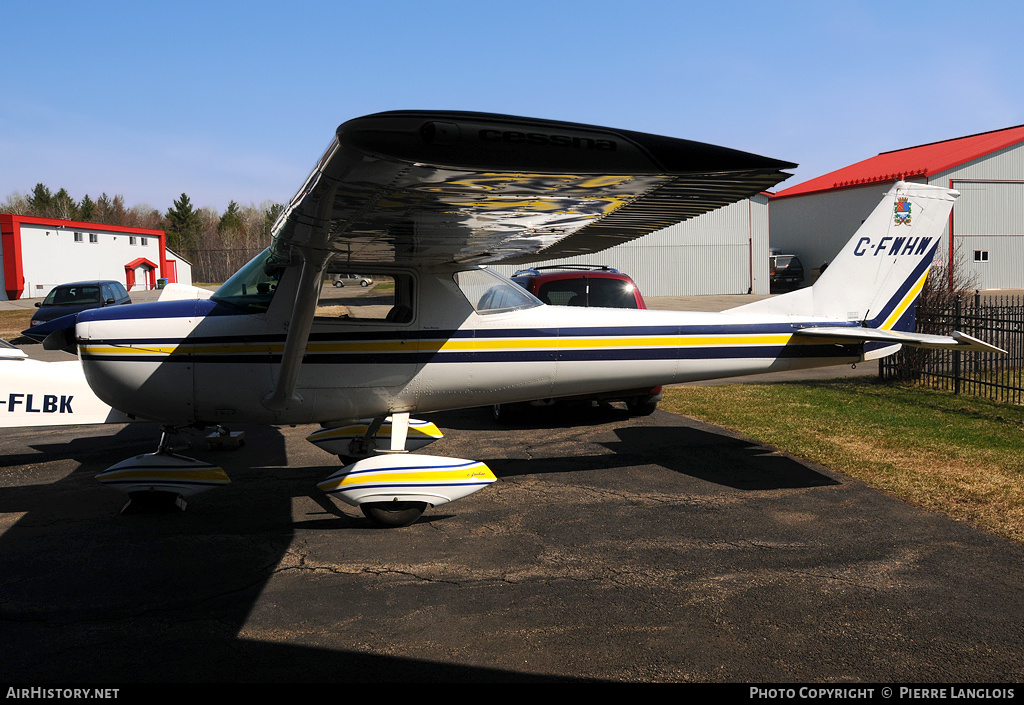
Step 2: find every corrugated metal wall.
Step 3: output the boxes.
[491,194,771,296]
[941,144,1024,289]
[770,181,925,279]
[771,141,1024,290]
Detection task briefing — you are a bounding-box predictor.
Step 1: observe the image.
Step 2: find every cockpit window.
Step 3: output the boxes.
[454,268,541,314]
[211,248,287,312]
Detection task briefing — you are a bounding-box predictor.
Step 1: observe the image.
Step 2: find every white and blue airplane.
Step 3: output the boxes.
[0,111,1003,526]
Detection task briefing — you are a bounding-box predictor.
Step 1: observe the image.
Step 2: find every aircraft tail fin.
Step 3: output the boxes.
[730,181,957,331]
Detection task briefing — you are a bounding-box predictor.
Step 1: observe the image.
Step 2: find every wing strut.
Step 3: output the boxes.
[262,250,330,411]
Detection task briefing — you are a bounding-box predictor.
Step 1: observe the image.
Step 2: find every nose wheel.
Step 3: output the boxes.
[96,425,231,513]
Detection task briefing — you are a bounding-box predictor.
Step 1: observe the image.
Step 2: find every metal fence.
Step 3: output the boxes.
[879,293,1024,404]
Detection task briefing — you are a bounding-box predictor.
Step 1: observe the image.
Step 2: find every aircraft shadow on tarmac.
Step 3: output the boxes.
[428,406,839,491]
[0,402,836,682]
[0,422,597,682]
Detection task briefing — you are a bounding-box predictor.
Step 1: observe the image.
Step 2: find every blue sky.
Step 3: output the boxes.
[3,0,1023,214]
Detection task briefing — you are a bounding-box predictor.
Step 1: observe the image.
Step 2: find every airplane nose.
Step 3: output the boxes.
[76,305,198,426]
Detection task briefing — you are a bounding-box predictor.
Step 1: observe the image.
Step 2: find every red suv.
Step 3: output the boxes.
[511,265,645,309]
[492,265,662,421]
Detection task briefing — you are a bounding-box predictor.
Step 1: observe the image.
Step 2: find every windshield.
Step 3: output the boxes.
[454,268,541,314]
[211,248,288,312]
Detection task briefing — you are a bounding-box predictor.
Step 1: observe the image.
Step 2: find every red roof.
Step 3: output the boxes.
[773,124,1024,199]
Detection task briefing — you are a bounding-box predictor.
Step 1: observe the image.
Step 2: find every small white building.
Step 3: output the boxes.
[0,215,188,300]
[771,124,1024,289]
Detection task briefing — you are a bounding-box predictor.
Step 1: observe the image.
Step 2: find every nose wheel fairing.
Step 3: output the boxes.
[96,452,230,495]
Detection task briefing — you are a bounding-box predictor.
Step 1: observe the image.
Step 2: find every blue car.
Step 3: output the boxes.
[22,280,132,343]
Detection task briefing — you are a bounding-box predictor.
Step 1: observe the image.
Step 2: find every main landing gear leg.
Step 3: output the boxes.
[313,414,497,529]
[340,415,386,464]
[355,413,427,527]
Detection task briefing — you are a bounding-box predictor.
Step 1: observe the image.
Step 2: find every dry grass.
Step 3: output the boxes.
[0,309,34,341]
[662,379,1024,543]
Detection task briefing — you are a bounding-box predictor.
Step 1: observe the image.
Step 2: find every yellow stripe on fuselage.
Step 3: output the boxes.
[81,333,798,358]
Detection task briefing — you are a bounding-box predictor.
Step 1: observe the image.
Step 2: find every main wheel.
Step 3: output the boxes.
[626,395,659,416]
[360,501,427,528]
[492,403,520,424]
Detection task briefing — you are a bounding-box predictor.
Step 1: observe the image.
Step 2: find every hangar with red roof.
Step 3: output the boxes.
[770,124,1024,290]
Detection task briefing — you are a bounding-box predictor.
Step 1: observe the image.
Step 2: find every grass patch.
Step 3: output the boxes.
[0,309,34,341]
[662,378,1024,543]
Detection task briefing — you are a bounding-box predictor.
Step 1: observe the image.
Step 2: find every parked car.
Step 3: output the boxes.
[22,280,132,342]
[491,265,662,421]
[332,274,373,287]
[511,265,644,308]
[769,249,804,291]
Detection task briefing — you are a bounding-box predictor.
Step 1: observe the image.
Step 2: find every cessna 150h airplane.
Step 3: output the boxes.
[2,111,1004,526]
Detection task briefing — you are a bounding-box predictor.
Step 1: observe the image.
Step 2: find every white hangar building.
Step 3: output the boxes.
[0,214,192,300]
[770,124,1024,290]
[493,193,774,296]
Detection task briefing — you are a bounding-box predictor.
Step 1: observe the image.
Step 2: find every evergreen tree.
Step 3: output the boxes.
[79,194,96,222]
[27,183,52,216]
[94,193,127,225]
[165,193,202,254]
[218,200,243,234]
[264,202,285,235]
[51,188,79,220]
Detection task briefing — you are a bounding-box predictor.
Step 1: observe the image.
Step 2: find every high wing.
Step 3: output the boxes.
[260,111,795,410]
[270,111,796,267]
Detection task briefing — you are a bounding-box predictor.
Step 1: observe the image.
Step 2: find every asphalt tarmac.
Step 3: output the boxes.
[2,290,1022,683]
[2,403,1023,683]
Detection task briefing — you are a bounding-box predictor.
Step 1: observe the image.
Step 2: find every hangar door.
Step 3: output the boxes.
[951,180,1024,290]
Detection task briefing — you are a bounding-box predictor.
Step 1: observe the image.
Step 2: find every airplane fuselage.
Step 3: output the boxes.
[75,267,863,428]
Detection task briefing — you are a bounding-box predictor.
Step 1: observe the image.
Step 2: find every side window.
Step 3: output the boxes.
[113,282,129,300]
[101,284,114,303]
[314,272,414,324]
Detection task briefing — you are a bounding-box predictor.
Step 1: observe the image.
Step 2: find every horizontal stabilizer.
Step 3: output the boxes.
[793,326,1007,354]
[0,358,134,427]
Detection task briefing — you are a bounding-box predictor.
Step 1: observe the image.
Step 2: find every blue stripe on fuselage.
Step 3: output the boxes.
[78,298,239,323]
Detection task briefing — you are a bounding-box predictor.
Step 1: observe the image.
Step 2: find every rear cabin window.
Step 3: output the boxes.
[455,268,540,314]
[314,272,414,324]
